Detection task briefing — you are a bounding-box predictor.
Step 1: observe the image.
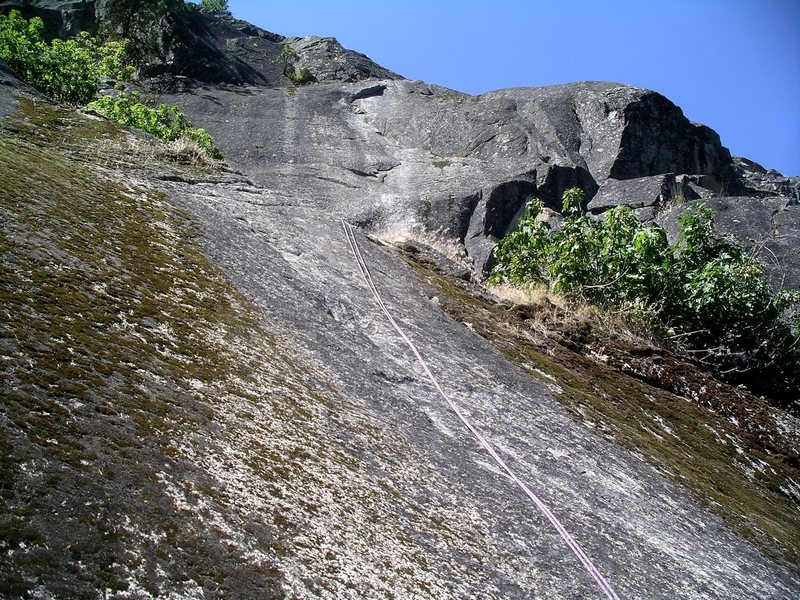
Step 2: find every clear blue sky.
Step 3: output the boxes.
[214,0,800,175]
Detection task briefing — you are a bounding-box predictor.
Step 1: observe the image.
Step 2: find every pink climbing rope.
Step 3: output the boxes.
[341,220,620,600]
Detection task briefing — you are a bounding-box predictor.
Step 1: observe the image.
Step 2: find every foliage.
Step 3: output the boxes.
[87,92,222,159]
[489,188,800,409]
[289,66,311,84]
[279,43,298,66]
[94,38,136,81]
[0,10,134,104]
[0,11,220,158]
[199,0,230,12]
[279,43,312,85]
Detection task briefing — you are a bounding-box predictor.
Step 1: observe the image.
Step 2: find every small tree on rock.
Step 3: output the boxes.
[279,43,311,84]
[199,0,230,12]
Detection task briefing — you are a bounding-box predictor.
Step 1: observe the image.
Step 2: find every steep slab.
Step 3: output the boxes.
[2,80,798,598]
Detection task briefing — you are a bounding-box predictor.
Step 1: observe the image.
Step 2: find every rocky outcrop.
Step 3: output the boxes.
[587,173,717,221]
[0,0,97,38]
[159,78,743,275]
[0,58,31,117]
[123,7,756,277]
[2,7,800,598]
[735,156,800,202]
[2,80,799,599]
[155,9,401,87]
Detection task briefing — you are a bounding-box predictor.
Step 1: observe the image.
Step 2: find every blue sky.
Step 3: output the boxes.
[214,1,799,175]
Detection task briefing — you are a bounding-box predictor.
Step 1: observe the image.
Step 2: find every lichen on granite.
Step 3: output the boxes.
[394,245,800,573]
[0,94,566,599]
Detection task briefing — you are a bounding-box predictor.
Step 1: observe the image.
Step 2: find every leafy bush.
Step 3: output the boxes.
[199,0,230,12]
[94,38,136,81]
[87,92,222,158]
[279,42,312,85]
[0,11,220,158]
[289,66,311,84]
[0,10,134,104]
[0,10,47,84]
[489,188,800,409]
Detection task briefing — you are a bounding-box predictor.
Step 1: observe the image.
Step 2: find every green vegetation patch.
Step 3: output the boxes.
[198,0,230,12]
[87,92,223,158]
[0,10,134,105]
[279,43,313,85]
[1,10,222,159]
[490,188,800,411]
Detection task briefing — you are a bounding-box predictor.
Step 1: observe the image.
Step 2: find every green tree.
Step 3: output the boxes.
[0,10,133,104]
[489,189,800,410]
[199,0,230,12]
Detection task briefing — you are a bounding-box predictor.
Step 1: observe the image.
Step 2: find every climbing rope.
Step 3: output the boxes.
[341,219,621,600]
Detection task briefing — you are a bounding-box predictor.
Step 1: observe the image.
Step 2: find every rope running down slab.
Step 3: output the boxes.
[341,219,620,600]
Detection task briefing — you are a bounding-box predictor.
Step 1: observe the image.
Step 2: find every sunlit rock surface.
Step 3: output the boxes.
[1,4,799,598]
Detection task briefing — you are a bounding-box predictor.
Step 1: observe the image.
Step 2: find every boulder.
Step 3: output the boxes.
[587,173,718,221]
[288,35,403,83]
[588,174,675,214]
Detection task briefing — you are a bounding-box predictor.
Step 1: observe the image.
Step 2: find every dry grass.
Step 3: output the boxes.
[156,135,219,168]
[488,282,661,346]
[489,283,566,309]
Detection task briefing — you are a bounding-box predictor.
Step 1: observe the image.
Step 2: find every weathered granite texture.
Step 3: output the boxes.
[159,79,742,274]
[2,88,798,598]
[1,6,799,599]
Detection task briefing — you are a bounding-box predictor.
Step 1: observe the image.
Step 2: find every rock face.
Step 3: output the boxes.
[160,78,744,274]
[157,9,401,86]
[2,83,799,600]
[5,1,796,286]
[0,0,97,38]
[2,5,800,599]
[144,13,797,281]
[0,58,31,117]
